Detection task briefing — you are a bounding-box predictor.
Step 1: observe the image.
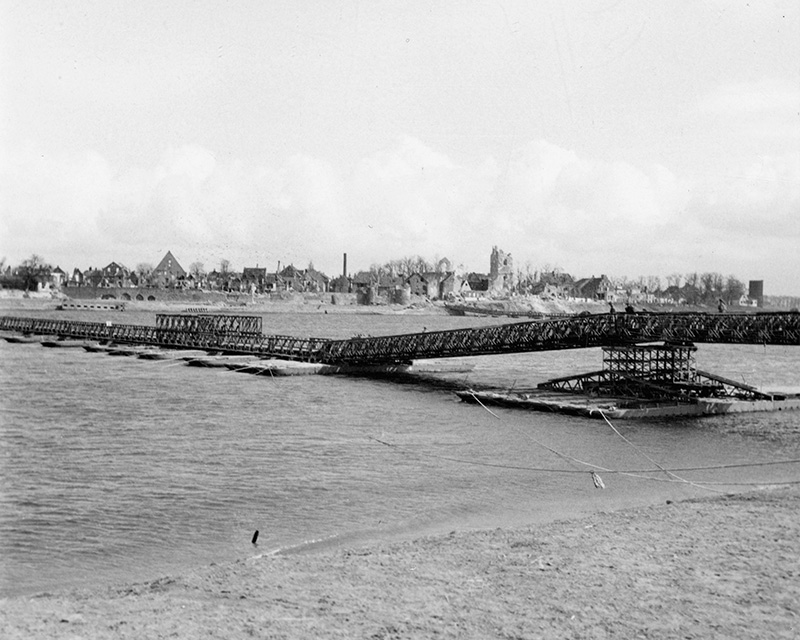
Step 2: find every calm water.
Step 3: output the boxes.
[1,309,800,596]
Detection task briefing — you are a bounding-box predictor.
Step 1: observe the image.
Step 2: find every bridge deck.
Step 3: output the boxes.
[1,312,798,365]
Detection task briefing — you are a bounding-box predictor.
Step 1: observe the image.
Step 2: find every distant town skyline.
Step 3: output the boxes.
[1,246,766,298]
[2,1,798,295]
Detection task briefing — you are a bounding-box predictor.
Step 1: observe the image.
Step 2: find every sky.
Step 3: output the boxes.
[1,0,798,294]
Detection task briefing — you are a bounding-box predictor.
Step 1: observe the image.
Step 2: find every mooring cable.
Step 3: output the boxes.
[370,390,800,491]
[468,391,606,474]
[596,410,725,493]
[367,436,800,474]
[368,436,800,487]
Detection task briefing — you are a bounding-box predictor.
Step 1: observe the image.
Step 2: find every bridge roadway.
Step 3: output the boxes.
[1,312,799,366]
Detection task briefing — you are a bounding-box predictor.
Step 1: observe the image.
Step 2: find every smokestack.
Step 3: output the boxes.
[343,253,347,277]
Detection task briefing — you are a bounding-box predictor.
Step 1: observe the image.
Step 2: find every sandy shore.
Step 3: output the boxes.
[2,486,798,639]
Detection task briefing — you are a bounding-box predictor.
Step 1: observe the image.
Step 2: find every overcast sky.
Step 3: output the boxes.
[1,1,798,294]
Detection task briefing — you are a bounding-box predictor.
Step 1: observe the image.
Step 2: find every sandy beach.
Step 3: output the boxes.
[2,486,798,639]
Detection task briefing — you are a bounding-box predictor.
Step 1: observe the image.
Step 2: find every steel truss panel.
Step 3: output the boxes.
[313,312,800,365]
[1,311,799,365]
[603,344,697,385]
[156,314,262,335]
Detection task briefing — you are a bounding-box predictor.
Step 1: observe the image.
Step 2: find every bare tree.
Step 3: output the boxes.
[136,263,154,286]
[19,254,51,290]
[666,273,682,289]
[189,261,205,279]
[644,275,662,293]
[723,275,745,303]
[369,263,387,280]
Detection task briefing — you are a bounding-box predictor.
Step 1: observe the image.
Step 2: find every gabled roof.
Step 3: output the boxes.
[351,271,373,285]
[242,267,267,277]
[305,267,330,282]
[153,251,186,277]
[279,264,303,278]
[102,261,129,274]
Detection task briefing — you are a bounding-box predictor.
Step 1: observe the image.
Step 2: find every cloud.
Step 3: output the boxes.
[690,152,800,238]
[346,136,492,260]
[1,137,797,292]
[698,79,800,145]
[490,141,689,274]
[0,145,111,265]
[700,78,800,115]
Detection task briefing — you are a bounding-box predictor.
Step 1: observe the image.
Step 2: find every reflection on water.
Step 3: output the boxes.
[1,311,799,596]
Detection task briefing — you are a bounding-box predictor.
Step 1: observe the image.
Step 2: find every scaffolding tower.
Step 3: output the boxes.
[539,343,776,402]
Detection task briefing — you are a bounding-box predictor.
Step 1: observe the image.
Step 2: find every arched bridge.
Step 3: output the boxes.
[1,312,799,365]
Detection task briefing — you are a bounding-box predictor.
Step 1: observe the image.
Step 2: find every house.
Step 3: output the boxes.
[329,274,351,293]
[152,251,186,288]
[378,274,406,297]
[438,272,461,299]
[464,272,490,295]
[82,267,104,288]
[263,273,281,293]
[50,266,66,288]
[533,282,570,299]
[100,262,131,287]
[227,273,243,292]
[572,275,614,301]
[407,272,440,298]
[279,265,307,292]
[304,267,330,293]
[406,271,454,299]
[350,271,374,289]
[242,267,268,293]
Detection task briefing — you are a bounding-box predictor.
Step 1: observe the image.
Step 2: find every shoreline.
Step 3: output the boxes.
[0,292,749,318]
[2,485,798,639]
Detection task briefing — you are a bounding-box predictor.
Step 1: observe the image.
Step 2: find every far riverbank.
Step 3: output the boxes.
[0,289,736,317]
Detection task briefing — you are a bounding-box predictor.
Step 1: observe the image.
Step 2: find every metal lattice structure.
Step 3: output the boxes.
[0,315,329,359]
[604,344,697,385]
[539,343,778,401]
[1,311,799,365]
[312,312,800,365]
[156,314,262,335]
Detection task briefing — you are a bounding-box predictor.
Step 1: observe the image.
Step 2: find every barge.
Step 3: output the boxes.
[457,389,800,420]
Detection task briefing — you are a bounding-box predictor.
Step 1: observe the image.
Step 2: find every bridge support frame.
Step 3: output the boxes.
[538,343,777,402]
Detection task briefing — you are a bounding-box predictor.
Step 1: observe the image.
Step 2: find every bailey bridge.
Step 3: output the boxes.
[1,312,798,365]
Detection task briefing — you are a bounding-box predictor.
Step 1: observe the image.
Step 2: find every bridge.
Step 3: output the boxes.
[1,311,798,365]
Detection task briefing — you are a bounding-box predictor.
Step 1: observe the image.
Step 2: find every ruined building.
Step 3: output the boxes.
[489,246,514,294]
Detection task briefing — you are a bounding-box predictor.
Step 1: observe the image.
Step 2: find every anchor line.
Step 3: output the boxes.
[368,436,800,487]
[371,388,800,490]
[597,410,725,494]
[467,391,600,475]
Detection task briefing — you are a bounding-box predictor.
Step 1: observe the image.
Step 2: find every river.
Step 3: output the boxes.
[1,308,799,596]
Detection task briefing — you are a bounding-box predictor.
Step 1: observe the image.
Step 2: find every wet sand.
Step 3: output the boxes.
[2,486,798,639]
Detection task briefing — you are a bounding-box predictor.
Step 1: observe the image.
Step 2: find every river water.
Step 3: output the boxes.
[1,308,799,597]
